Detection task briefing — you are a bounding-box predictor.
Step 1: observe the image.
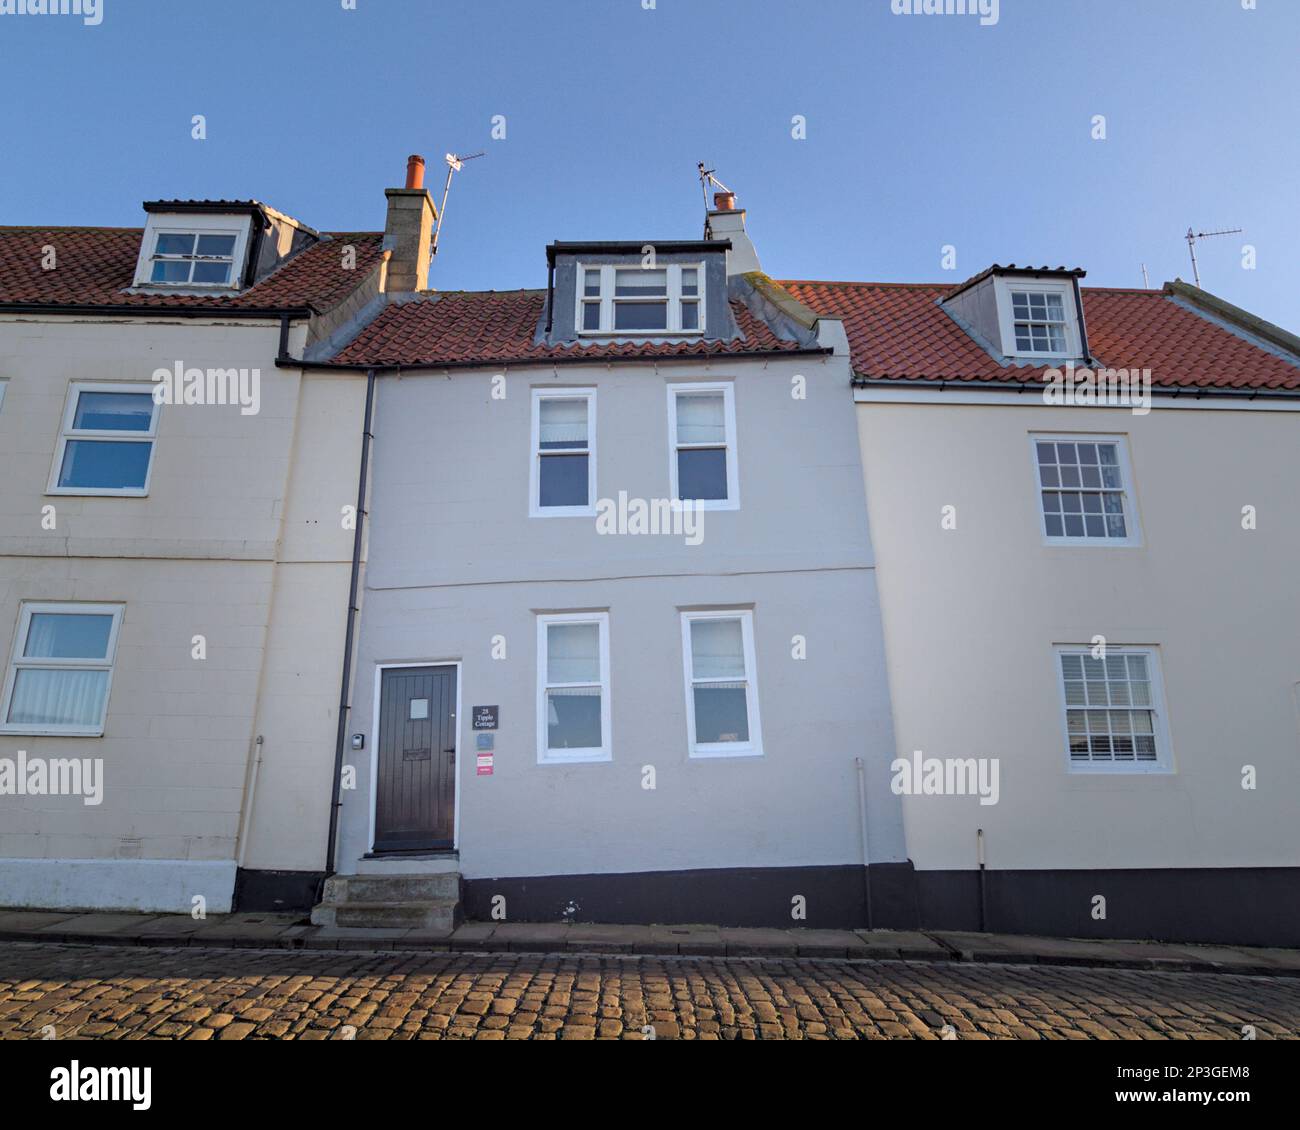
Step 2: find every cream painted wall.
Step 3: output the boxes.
[0,315,365,908]
[857,398,1300,873]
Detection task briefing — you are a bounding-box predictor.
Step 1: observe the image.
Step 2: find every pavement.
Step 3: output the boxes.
[1,941,1297,1040]
[1,909,1299,976]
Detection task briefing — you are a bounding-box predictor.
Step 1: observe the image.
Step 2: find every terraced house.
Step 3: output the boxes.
[0,195,386,912]
[2,157,1296,945]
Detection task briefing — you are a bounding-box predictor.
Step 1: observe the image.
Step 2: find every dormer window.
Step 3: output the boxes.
[1011,290,1067,353]
[577,263,704,335]
[989,274,1083,359]
[148,232,238,286]
[133,210,253,291]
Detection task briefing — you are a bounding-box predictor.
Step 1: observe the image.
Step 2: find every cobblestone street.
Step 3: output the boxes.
[0,942,1296,1040]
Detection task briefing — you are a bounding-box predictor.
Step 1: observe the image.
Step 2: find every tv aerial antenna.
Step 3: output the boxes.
[1184,226,1242,288]
[697,162,732,210]
[431,151,485,257]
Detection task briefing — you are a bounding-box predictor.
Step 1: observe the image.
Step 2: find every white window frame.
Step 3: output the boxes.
[0,602,124,736]
[1054,645,1173,774]
[993,276,1080,359]
[48,382,161,497]
[1030,433,1141,548]
[681,609,763,759]
[529,387,596,517]
[667,381,740,512]
[132,212,252,290]
[576,262,705,336]
[536,612,612,764]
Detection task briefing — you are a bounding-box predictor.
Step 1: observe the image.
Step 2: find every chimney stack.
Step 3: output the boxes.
[384,153,438,293]
[704,191,761,276]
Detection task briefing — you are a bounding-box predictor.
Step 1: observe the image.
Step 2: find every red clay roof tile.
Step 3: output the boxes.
[779,280,1300,391]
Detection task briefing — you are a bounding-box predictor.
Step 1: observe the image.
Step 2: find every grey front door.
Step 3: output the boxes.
[374,665,457,851]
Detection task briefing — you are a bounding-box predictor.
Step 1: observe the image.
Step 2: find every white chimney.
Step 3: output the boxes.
[704,191,761,276]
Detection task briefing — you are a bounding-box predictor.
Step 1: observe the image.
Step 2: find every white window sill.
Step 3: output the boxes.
[674,497,738,512]
[1042,536,1141,549]
[689,745,763,760]
[0,725,105,738]
[46,488,149,498]
[530,505,597,519]
[539,750,612,765]
[1066,761,1173,776]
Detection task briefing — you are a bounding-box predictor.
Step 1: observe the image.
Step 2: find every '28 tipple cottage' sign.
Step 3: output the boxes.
[472,705,499,731]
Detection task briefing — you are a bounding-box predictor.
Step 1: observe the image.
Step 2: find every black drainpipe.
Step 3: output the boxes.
[544,256,556,335]
[325,367,377,875]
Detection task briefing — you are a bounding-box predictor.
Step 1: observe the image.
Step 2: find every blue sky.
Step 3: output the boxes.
[1,0,1296,327]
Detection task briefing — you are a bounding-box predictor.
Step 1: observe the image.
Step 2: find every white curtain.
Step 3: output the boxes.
[539,398,588,447]
[547,623,600,684]
[8,669,109,727]
[676,393,725,445]
[690,618,745,680]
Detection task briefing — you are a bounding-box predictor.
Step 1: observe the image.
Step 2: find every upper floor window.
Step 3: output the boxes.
[578,263,703,335]
[1057,646,1170,772]
[991,275,1081,358]
[148,232,239,286]
[668,382,738,509]
[50,383,160,496]
[1033,435,1138,545]
[1011,290,1067,353]
[530,388,595,516]
[133,211,251,290]
[0,603,124,736]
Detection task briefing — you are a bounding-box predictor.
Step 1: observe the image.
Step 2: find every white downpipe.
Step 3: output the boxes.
[236,735,264,869]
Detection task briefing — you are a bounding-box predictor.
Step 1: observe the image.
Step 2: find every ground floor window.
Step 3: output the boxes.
[681,610,762,757]
[537,612,611,763]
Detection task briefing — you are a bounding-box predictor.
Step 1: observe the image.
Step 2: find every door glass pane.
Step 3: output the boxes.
[547,622,600,683]
[677,448,727,500]
[690,618,745,679]
[7,668,109,727]
[73,391,154,432]
[58,440,153,489]
[538,453,588,507]
[546,687,602,749]
[693,684,749,744]
[24,613,113,659]
[613,301,668,331]
[538,397,588,449]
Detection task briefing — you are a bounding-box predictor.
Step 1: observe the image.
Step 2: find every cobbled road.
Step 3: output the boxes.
[0,942,1296,1040]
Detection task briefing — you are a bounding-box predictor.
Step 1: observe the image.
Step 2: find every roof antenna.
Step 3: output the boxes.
[697,161,732,211]
[1184,226,1242,289]
[431,151,485,258]
[1140,263,1149,288]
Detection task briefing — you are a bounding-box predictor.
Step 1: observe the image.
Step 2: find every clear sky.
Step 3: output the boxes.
[1,0,1296,327]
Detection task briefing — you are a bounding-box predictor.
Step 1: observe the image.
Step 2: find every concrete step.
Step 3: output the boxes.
[310,898,461,931]
[321,873,460,905]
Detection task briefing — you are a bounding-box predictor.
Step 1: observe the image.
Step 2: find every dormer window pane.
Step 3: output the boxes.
[149,230,237,287]
[583,269,601,297]
[581,303,601,331]
[681,302,700,331]
[1011,290,1067,352]
[614,301,668,331]
[614,269,667,297]
[681,268,699,297]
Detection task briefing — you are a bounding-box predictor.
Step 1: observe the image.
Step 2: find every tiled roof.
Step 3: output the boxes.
[780,281,1300,391]
[0,227,383,313]
[330,289,809,366]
